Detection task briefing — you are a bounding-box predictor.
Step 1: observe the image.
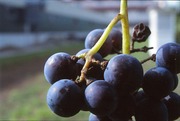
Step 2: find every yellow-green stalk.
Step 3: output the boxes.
[79,0,130,82]
[120,0,130,54]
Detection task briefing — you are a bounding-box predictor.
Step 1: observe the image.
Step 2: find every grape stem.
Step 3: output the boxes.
[120,0,130,54]
[87,14,122,57]
[86,0,130,56]
[79,0,130,83]
[130,46,153,53]
[141,54,156,64]
[79,14,122,83]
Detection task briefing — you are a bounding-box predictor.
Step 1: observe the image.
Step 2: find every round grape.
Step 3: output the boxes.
[46,79,82,117]
[135,98,168,121]
[156,42,180,74]
[109,28,122,53]
[85,80,118,116]
[163,92,180,121]
[44,52,77,84]
[142,67,174,100]
[134,90,147,104]
[108,94,136,121]
[104,54,143,94]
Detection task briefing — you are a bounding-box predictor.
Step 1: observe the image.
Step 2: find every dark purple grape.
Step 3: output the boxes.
[142,67,174,100]
[46,79,82,117]
[135,98,168,121]
[108,94,136,121]
[44,52,77,84]
[109,28,122,53]
[104,54,143,94]
[85,29,112,57]
[85,80,118,116]
[133,90,147,104]
[163,92,180,121]
[156,42,180,74]
[89,113,112,121]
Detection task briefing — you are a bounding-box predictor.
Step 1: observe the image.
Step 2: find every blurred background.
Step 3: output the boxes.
[0,0,180,120]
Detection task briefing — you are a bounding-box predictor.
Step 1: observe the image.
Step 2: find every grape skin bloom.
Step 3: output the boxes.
[104,54,143,94]
[44,52,77,84]
[46,79,82,117]
[156,42,180,74]
[85,80,118,116]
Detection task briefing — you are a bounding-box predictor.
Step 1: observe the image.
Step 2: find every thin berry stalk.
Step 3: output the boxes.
[79,14,121,83]
[87,14,121,58]
[79,0,130,83]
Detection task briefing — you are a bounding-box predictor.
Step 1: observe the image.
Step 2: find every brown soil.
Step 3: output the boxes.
[0,56,47,91]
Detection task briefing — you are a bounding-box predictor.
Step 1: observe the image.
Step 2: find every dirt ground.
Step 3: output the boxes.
[0,56,47,92]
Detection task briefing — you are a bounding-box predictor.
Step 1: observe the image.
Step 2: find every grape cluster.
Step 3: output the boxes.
[44,24,180,121]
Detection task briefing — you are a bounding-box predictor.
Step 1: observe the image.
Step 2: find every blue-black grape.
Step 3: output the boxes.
[135,98,168,121]
[85,29,112,57]
[85,80,118,116]
[142,67,175,100]
[89,113,112,121]
[163,92,180,121]
[108,94,136,121]
[46,79,82,117]
[44,52,77,84]
[156,42,180,74]
[104,54,143,94]
[133,90,147,104]
[109,28,122,53]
